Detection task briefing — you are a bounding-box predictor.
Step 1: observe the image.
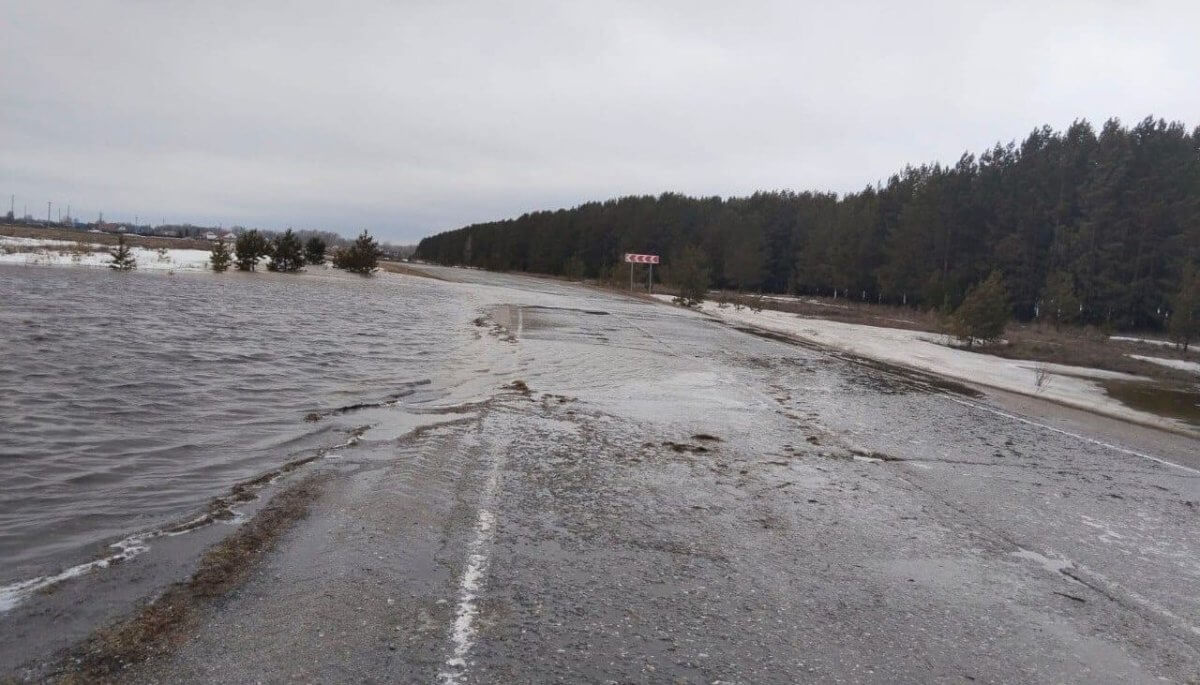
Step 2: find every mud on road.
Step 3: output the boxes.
[10,266,1200,683]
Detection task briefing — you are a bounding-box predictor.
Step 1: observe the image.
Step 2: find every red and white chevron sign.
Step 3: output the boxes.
[624,253,660,264]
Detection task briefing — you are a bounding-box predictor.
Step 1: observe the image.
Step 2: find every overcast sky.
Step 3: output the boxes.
[2,1,1197,242]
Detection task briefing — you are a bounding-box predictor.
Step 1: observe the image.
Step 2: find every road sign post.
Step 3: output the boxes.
[623,253,660,293]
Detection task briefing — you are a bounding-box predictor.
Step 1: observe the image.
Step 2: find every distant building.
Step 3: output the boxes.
[205,232,218,240]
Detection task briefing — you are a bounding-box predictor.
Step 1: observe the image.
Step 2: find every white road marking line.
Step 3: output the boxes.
[947,396,1200,477]
[438,457,503,684]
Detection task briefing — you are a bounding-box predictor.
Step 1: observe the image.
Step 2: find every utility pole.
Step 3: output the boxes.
[47,201,51,224]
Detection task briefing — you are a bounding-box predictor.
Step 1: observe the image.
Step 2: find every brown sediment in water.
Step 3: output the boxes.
[53,473,329,684]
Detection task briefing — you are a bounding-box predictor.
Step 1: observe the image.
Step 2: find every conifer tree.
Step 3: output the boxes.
[234,230,272,271]
[563,254,585,281]
[267,229,305,272]
[1040,271,1081,329]
[332,230,383,275]
[108,235,137,271]
[950,271,1009,347]
[304,237,327,265]
[209,237,232,272]
[1169,263,1200,352]
[671,245,710,307]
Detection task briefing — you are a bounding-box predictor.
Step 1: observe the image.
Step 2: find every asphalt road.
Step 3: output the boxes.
[128,268,1200,684]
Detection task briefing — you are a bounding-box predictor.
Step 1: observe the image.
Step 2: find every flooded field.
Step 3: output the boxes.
[0,265,481,595]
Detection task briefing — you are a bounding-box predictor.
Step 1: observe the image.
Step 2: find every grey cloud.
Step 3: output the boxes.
[2,0,1197,241]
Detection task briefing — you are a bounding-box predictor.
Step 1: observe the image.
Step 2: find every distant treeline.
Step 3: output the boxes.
[3,217,415,260]
[416,116,1200,329]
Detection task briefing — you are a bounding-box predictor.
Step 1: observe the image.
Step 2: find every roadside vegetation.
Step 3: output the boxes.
[267,229,304,272]
[416,116,1200,336]
[234,230,272,271]
[1169,263,1199,352]
[948,271,1009,348]
[107,235,136,271]
[304,236,327,265]
[3,224,389,278]
[331,230,383,275]
[668,245,710,307]
[209,237,232,272]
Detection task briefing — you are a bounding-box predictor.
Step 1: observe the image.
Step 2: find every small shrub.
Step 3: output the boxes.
[1034,362,1050,392]
[748,292,765,313]
[209,237,232,272]
[108,235,136,272]
[949,271,1009,347]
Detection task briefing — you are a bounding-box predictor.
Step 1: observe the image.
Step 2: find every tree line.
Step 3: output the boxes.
[211,229,382,274]
[415,116,1200,331]
[105,229,383,275]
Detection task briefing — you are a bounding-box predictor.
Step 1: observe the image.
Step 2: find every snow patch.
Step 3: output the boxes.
[1111,336,1175,348]
[0,242,211,271]
[665,295,1196,434]
[1127,354,1200,375]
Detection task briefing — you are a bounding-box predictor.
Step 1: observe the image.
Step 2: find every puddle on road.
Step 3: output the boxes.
[1103,380,1200,428]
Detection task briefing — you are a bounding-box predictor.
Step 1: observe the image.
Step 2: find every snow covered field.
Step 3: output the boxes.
[657,295,1195,434]
[0,236,211,272]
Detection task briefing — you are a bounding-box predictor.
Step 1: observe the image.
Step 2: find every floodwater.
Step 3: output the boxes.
[5,263,1200,681]
[1103,379,1200,429]
[0,264,483,593]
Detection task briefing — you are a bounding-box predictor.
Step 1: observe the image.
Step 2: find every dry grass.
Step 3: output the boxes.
[981,323,1198,384]
[1,224,213,251]
[378,260,449,280]
[55,473,328,683]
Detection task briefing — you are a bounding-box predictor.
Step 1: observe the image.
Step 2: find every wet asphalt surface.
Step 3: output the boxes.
[70,268,1200,682]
